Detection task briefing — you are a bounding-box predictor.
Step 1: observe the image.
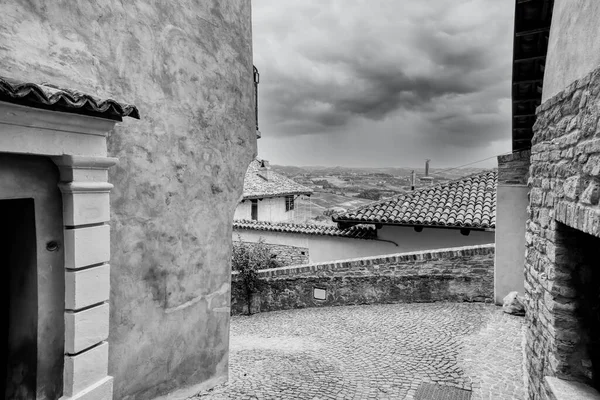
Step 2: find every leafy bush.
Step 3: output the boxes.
[231,236,280,314]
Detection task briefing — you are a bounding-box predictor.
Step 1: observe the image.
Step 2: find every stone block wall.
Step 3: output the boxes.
[231,244,494,315]
[525,65,600,399]
[235,241,309,267]
[498,150,531,185]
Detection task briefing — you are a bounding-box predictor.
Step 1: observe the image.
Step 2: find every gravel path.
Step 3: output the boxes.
[192,303,525,400]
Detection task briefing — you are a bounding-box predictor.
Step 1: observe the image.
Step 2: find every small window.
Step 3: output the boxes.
[251,199,258,220]
[285,195,295,212]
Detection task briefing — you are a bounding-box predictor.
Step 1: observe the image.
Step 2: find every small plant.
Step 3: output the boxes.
[231,236,280,314]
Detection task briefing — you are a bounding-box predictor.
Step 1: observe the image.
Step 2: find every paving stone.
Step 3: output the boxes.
[191,303,525,400]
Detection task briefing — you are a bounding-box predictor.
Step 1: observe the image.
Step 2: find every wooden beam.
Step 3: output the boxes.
[513,78,543,85]
[514,55,546,64]
[515,26,551,37]
[513,97,541,104]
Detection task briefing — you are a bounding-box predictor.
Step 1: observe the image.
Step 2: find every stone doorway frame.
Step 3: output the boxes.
[0,101,122,400]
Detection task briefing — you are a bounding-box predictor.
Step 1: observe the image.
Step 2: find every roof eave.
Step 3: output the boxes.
[334,219,494,232]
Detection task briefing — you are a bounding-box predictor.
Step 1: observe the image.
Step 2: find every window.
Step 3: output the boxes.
[285,195,295,212]
[251,199,258,220]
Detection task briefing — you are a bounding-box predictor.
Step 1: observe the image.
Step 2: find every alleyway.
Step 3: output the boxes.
[194,303,525,400]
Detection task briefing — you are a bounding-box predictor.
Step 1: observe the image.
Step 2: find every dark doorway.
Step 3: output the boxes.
[2,198,38,399]
[555,222,600,390]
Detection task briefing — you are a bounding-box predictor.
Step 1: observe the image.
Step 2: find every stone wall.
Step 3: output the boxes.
[525,65,600,399]
[0,2,255,399]
[498,150,531,185]
[236,241,309,267]
[231,245,495,315]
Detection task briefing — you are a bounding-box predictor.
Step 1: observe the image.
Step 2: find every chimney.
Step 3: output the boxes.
[420,159,434,186]
[258,159,271,181]
[411,170,416,190]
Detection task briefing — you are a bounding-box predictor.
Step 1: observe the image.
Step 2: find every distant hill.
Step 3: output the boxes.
[271,164,493,225]
[271,164,489,182]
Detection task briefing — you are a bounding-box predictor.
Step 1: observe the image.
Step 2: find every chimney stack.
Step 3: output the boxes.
[258,159,271,181]
[420,159,434,186]
[411,170,416,190]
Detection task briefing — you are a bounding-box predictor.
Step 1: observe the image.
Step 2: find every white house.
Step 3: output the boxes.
[332,170,497,251]
[234,158,313,222]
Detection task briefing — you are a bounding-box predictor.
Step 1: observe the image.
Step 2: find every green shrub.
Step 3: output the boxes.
[232,236,280,314]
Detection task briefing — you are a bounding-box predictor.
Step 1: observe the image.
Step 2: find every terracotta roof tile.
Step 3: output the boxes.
[0,76,140,120]
[243,158,313,199]
[333,170,497,230]
[233,220,377,240]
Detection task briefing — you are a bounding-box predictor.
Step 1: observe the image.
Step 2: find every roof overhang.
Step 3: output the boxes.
[511,0,554,151]
[335,220,494,232]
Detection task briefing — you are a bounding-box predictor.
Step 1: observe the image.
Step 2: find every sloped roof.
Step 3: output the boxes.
[0,76,140,120]
[243,159,313,199]
[233,220,377,240]
[333,170,497,230]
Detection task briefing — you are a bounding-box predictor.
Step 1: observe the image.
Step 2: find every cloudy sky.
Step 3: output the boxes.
[251,0,515,169]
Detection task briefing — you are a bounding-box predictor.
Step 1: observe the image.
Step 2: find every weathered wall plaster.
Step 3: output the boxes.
[0,1,255,398]
[542,0,600,102]
[231,245,495,315]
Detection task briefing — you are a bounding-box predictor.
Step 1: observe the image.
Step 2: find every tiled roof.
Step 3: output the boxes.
[333,170,497,230]
[243,158,313,199]
[0,76,140,120]
[233,220,378,240]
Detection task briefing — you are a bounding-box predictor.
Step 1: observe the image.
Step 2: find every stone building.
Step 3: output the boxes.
[0,2,255,400]
[504,0,600,398]
[234,158,313,222]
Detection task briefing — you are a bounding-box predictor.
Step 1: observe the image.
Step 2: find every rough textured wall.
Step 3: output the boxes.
[542,0,600,101]
[498,150,530,185]
[525,65,600,399]
[0,1,255,399]
[234,241,309,267]
[231,245,495,315]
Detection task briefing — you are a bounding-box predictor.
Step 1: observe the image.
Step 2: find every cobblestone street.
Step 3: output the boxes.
[193,303,525,400]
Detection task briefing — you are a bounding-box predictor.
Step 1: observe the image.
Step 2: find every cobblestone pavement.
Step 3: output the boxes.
[192,303,525,400]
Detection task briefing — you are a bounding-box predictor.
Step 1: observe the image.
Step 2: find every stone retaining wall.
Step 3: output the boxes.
[231,244,495,315]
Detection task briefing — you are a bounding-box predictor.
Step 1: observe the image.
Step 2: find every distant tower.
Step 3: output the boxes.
[420,159,434,185]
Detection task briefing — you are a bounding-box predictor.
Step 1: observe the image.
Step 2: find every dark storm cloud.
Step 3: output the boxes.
[253,0,514,150]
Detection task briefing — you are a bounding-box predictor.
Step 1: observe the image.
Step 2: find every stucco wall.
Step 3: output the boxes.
[0,2,255,399]
[234,225,494,265]
[234,197,295,222]
[377,225,495,252]
[542,0,600,101]
[231,245,495,315]
[233,229,398,263]
[234,197,294,222]
[494,150,530,304]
